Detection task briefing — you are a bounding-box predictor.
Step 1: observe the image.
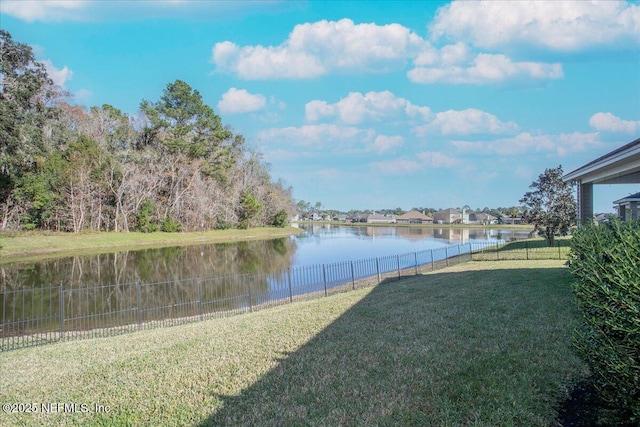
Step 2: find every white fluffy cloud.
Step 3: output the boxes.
[259,124,373,149]
[0,0,295,22]
[305,91,431,125]
[74,88,93,102]
[217,88,266,114]
[213,17,568,84]
[0,0,85,22]
[371,151,459,175]
[589,112,640,133]
[430,0,640,51]
[213,19,424,80]
[408,52,563,84]
[414,108,519,136]
[416,151,459,168]
[452,132,602,157]
[42,59,73,88]
[306,93,519,137]
[369,135,404,154]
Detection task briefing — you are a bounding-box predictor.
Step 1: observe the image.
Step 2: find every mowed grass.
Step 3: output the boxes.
[472,237,572,261]
[0,260,587,426]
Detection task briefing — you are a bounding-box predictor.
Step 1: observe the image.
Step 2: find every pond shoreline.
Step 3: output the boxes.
[0,227,303,265]
[293,220,534,230]
[0,223,534,265]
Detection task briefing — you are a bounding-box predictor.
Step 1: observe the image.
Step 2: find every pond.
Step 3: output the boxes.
[292,224,530,266]
[1,225,530,291]
[0,225,530,348]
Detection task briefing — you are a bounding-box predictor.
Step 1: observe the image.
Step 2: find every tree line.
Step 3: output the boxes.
[295,201,525,220]
[0,30,296,233]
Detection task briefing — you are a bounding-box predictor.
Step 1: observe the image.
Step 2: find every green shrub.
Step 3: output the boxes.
[136,199,158,233]
[237,190,262,229]
[567,219,640,424]
[271,209,288,228]
[214,220,232,230]
[160,217,182,233]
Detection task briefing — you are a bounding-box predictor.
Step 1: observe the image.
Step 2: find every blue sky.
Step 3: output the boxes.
[1,0,639,213]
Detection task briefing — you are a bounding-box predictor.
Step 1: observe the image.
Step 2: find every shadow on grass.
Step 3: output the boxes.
[198,265,587,426]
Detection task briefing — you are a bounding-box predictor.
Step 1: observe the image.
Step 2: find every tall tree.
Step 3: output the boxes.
[139,80,236,166]
[0,30,56,227]
[237,190,262,230]
[520,165,577,246]
[0,32,296,233]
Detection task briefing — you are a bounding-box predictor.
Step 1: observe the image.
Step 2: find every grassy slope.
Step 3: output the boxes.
[0,227,301,264]
[0,260,587,426]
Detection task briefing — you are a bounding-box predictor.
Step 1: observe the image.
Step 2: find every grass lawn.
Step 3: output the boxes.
[0,260,587,426]
[0,227,301,265]
[471,237,572,261]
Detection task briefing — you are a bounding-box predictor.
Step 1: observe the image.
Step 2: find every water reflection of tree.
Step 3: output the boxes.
[0,238,297,329]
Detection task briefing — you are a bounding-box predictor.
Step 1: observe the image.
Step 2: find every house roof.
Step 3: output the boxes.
[563,137,640,184]
[436,208,461,215]
[397,210,431,220]
[363,213,393,220]
[614,191,640,204]
[471,213,496,220]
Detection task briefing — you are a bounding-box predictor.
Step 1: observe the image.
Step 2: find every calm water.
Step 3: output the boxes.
[292,224,530,266]
[1,225,529,291]
[1,225,530,343]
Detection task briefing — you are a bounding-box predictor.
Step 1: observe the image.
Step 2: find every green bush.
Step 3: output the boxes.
[214,220,232,230]
[567,219,640,424]
[136,199,158,233]
[237,190,262,229]
[271,209,288,228]
[160,217,182,233]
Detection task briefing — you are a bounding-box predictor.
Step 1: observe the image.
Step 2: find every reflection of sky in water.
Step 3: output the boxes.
[289,225,530,267]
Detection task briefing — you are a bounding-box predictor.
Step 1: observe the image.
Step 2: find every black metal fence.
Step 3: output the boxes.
[1,239,569,352]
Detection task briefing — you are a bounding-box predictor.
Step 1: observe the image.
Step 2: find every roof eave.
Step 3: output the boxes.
[563,138,640,182]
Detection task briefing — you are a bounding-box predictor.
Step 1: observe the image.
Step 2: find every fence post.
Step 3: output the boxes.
[351,261,356,290]
[496,241,500,261]
[526,240,529,260]
[470,243,473,260]
[414,252,418,275]
[431,249,434,271]
[322,264,328,297]
[246,276,253,312]
[198,279,203,321]
[396,255,401,278]
[288,268,293,303]
[445,247,449,267]
[136,280,142,330]
[376,258,381,283]
[558,241,561,260]
[1,288,5,347]
[59,282,64,340]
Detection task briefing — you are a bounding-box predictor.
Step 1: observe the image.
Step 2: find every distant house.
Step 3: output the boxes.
[360,213,397,224]
[433,208,463,224]
[468,212,497,225]
[594,212,611,223]
[614,191,640,221]
[396,210,433,224]
[333,214,348,222]
[501,215,524,225]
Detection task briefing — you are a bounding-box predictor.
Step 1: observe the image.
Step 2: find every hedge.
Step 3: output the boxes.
[567,219,640,424]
